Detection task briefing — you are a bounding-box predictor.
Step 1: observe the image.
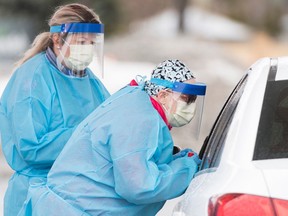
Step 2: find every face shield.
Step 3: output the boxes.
[50,23,104,77]
[151,78,206,138]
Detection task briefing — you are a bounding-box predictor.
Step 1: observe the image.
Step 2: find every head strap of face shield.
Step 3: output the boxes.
[150,78,206,96]
[50,23,104,33]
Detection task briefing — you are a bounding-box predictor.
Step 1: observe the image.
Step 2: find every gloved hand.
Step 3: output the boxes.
[190,153,201,166]
[173,148,193,160]
[173,148,202,166]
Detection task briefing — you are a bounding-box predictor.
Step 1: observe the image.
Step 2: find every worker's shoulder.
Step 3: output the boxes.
[21,52,46,67]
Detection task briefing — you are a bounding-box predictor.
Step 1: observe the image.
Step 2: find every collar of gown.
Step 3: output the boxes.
[129,79,172,130]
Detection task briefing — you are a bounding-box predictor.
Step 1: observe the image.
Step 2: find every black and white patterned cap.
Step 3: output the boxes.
[144,59,195,96]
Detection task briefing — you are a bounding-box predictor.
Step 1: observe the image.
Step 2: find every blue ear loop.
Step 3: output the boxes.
[150,78,206,96]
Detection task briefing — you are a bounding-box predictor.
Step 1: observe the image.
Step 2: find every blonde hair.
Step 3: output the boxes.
[16,3,101,67]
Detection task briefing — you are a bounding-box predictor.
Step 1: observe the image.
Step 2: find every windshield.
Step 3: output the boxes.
[254,80,288,160]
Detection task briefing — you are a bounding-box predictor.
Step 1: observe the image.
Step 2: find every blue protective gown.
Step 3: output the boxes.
[19,84,199,216]
[0,52,110,216]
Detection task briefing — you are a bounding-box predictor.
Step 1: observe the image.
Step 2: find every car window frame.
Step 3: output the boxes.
[199,73,248,170]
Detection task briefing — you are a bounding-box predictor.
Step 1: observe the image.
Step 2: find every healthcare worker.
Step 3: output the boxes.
[19,59,206,216]
[0,3,110,216]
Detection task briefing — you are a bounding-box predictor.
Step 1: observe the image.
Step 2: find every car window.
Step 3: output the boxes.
[200,73,248,170]
[254,80,288,160]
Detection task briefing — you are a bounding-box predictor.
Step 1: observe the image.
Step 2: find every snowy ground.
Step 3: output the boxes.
[0,6,253,216]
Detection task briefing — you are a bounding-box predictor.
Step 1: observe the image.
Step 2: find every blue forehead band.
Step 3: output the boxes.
[50,23,104,33]
[150,78,206,96]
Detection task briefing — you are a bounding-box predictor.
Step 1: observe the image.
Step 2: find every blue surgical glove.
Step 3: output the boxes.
[173,148,193,160]
[191,153,201,166]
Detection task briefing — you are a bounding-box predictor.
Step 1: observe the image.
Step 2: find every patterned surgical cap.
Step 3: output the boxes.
[144,59,195,96]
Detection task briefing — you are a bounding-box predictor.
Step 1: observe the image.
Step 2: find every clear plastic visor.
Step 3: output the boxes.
[151,78,206,139]
[50,23,104,78]
[166,90,205,138]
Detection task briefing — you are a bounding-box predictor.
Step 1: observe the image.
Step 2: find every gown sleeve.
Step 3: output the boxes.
[3,67,109,169]
[111,111,198,205]
[10,96,75,167]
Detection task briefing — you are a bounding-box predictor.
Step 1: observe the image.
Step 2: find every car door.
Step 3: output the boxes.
[172,73,249,216]
[199,72,248,170]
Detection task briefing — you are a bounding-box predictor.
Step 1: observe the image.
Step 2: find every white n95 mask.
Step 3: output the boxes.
[64,44,94,71]
[166,100,196,127]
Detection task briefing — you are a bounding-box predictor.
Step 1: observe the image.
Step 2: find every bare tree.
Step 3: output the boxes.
[173,0,189,33]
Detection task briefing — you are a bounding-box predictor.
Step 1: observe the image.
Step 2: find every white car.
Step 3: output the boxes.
[172,57,288,216]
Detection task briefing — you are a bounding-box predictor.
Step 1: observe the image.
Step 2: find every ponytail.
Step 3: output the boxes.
[15,32,52,67]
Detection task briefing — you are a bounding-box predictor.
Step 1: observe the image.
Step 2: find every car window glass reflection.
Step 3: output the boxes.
[200,74,248,170]
[254,81,288,160]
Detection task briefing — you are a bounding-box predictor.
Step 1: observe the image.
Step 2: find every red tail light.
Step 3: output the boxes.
[208,193,288,216]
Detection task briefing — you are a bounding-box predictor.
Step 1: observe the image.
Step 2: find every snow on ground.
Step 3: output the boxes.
[130,6,252,42]
[99,58,154,93]
[0,78,9,97]
[0,35,28,56]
